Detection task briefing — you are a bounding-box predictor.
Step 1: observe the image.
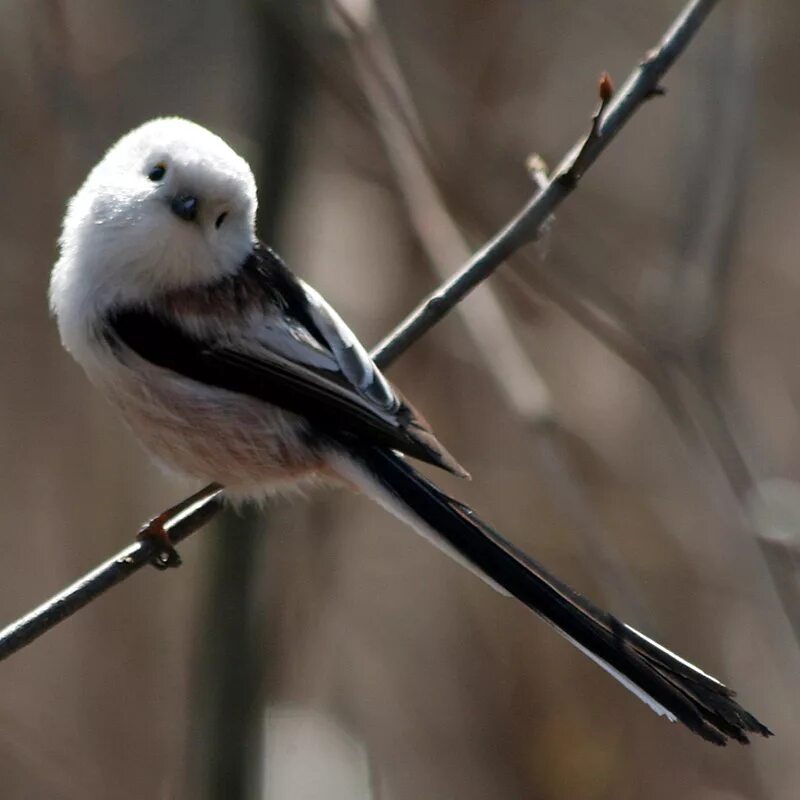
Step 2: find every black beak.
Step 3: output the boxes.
[171,194,198,222]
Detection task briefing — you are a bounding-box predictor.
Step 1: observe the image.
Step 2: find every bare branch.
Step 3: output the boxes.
[0,485,223,660]
[373,0,720,366]
[0,0,720,662]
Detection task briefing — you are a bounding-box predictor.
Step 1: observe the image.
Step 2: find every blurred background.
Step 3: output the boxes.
[1,0,798,797]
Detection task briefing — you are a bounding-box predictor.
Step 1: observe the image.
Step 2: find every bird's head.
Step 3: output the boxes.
[52,117,258,321]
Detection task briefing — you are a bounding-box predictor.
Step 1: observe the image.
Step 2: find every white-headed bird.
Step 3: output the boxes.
[50,117,770,745]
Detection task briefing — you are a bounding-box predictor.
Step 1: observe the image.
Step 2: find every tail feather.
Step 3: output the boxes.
[342,445,771,746]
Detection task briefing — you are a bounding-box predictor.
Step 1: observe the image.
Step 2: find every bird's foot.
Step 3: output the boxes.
[137,513,182,570]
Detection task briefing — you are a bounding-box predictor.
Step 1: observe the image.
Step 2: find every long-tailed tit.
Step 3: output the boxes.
[50,117,770,745]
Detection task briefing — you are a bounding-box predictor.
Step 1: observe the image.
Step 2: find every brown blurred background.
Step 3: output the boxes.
[1,0,799,798]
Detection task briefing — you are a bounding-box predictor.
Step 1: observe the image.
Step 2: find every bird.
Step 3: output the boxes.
[50,117,770,746]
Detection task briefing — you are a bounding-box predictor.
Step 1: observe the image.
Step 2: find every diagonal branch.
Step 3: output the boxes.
[0,0,720,663]
[0,485,224,659]
[372,0,719,365]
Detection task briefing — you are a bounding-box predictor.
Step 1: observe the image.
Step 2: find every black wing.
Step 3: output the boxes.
[105,243,466,476]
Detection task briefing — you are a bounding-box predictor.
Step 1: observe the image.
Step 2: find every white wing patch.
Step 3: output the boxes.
[300,281,398,410]
[624,624,723,685]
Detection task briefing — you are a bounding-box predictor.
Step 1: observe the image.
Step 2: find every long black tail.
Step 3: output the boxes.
[343,445,771,746]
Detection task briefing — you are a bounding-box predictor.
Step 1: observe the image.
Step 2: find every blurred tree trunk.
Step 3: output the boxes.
[185,3,311,799]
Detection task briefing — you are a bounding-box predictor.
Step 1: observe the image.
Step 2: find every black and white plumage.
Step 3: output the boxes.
[50,117,770,745]
[105,242,467,481]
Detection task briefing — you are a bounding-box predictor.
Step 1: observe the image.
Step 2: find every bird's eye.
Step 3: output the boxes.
[148,163,167,182]
[215,212,228,229]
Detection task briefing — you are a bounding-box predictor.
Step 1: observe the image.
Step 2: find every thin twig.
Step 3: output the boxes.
[567,72,616,181]
[372,0,719,366]
[0,0,719,663]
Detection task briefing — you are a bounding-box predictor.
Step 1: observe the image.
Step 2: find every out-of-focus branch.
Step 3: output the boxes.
[187,6,312,798]
[668,0,755,498]
[332,0,659,620]
[0,0,719,662]
[332,0,553,425]
[655,4,800,643]
[509,162,703,441]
